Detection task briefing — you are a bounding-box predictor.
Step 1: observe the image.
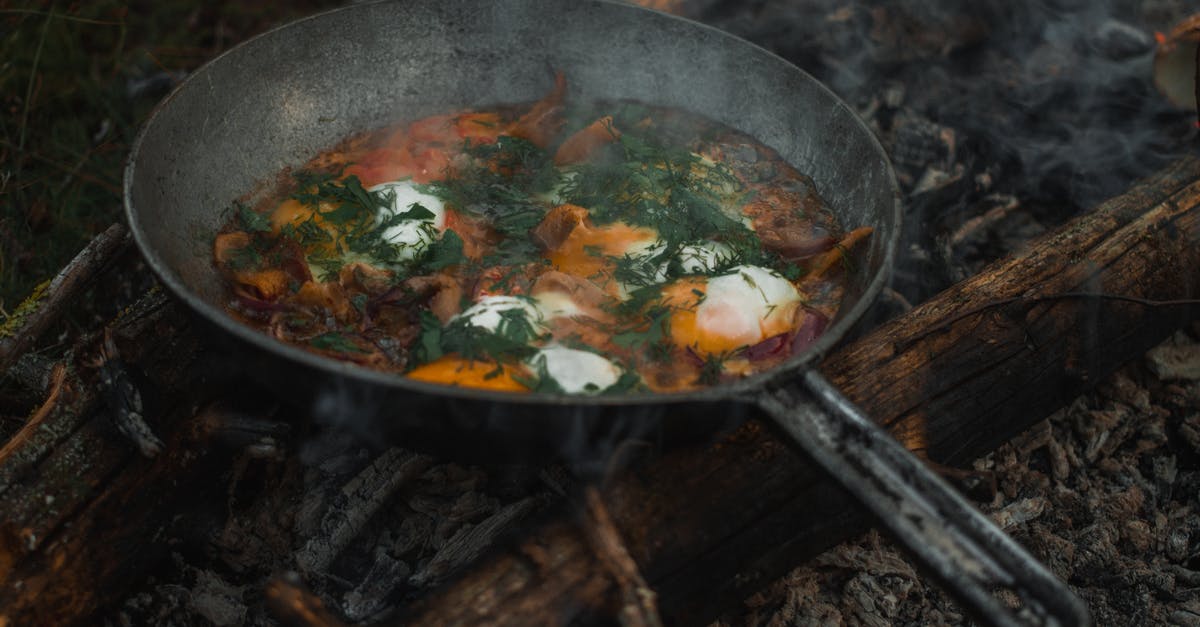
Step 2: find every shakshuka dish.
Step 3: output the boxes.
[212,74,871,395]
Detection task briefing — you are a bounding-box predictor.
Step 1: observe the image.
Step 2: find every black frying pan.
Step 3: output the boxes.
[123,1,1089,625]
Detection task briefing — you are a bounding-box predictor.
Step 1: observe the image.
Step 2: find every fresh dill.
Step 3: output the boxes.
[310,332,367,354]
[235,201,272,233]
[612,304,673,363]
[417,229,466,272]
[558,128,767,282]
[410,300,546,369]
[698,352,727,385]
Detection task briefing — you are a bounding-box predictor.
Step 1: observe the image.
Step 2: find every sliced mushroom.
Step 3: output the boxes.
[507,72,567,148]
[554,116,620,165]
[531,204,590,251]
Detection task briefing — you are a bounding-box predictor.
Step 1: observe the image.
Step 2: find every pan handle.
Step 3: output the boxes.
[754,370,1090,627]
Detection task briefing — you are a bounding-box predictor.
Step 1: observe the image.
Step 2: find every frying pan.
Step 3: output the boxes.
[124,1,1089,625]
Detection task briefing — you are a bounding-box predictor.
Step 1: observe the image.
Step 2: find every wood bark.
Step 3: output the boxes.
[0,292,230,626]
[406,157,1200,625]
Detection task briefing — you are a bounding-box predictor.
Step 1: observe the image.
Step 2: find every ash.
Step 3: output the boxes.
[722,327,1200,626]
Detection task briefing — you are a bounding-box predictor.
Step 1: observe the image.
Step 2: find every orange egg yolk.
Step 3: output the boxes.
[269,198,344,256]
[406,356,529,392]
[545,221,659,293]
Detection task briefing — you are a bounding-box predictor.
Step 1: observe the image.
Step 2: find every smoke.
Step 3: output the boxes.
[699,0,1194,303]
[706,0,1195,207]
[307,373,748,477]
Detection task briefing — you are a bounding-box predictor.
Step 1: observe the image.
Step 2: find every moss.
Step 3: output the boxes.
[0,278,51,340]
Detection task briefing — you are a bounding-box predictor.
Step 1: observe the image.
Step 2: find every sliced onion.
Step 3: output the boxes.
[790,308,830,355]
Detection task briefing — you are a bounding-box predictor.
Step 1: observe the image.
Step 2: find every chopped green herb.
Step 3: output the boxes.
[410,299,547,370]
[419,229,466,271]
[698,352,727,385]
[310,332,367,354]
[236,202,272,233]
[223,242,263,271]
[413,311,444,364]
[392,203,436,222]
[613,305,671,352]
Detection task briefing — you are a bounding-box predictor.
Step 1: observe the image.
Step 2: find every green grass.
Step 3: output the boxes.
[0,1,340,318]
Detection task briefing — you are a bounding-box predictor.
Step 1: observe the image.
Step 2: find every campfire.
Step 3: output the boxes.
[2,1,1198,625]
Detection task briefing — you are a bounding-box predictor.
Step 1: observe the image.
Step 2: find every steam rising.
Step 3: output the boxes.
[310,376,749,474]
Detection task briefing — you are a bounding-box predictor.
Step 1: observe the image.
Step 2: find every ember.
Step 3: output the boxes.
[1,1,1199,626]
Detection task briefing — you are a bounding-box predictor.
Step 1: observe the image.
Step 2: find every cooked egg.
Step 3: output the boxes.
[454,295,545,333]
[368,180,447,260]
[545,219,664,291]
[677,240,736,274]
[406,356,529,391]
[529,344,624,394]
[664,265,801,355]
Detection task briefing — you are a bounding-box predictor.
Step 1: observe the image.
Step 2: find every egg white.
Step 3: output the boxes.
[677,240,736,274]
[453,295,545,333]
[529,344,623,394]
[368,180,446,261]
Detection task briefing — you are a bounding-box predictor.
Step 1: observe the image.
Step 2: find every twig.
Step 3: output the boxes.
[0,221,129,375]
[584,487,662,627]
[899,291,1200,351]
[948,194,1020,246]
[0,139,123,195]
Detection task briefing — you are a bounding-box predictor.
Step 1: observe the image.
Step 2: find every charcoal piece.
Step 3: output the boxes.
[187,570,247,627]
[295,449,432,572]
[887,111,956,184]
[407,495,544,589]
[341,550,410,622]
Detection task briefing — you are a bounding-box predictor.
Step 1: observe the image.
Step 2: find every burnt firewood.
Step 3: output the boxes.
[0,287,217,626]
[295,449,433,573]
